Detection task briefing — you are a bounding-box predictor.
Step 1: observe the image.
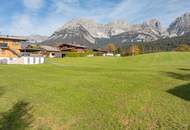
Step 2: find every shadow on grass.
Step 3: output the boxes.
[167,83,190,101]
[165,72,190,81]
[165,68,190,101]
[0,101,33,130]
[178,68,190,71]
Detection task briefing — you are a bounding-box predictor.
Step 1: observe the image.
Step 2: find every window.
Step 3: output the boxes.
[0,43,8,48]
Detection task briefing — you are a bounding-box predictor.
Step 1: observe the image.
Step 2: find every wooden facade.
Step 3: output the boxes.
[59,43,88,53]
[0,36,27,57]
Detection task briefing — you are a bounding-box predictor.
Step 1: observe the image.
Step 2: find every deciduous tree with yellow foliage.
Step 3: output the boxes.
[105,43,117,53]
[125,44,141,56]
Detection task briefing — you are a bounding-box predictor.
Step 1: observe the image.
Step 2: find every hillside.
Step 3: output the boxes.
[0,52,190,129]
[131,33,190,53]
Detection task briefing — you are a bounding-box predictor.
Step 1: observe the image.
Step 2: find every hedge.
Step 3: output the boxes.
[63,51,95,57]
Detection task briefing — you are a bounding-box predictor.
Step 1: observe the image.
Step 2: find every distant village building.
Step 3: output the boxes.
[40,45,61,58]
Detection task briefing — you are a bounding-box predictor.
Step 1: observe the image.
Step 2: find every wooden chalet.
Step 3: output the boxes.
[59,43,88,53]
[0,35,27,57]
[20,44,61,58]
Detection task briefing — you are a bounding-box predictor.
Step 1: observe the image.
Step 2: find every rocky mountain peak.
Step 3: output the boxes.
[108,20,128,27]
[24,35,48,43]
[168,12,190,36]
[105,20,129,36]
[58,18,108,38]
[47,22,96,46]
[142,19,162,30]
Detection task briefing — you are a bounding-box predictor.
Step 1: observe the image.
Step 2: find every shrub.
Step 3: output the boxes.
[176,44,190,52]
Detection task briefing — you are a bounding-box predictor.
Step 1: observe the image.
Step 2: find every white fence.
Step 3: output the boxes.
[103,53,121,57]
[0,56,45,64]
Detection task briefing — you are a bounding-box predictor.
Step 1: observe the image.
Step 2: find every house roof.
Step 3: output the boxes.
[40,45,60,52]
[59,43,88,49]
[20,48,42,52]
[93,48,108,53]
[0,35,27,41]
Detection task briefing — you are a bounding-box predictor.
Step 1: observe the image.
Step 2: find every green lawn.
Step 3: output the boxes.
[0,52,190,130]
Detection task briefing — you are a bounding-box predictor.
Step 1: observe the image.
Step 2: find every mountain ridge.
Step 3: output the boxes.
[42,12,190,47]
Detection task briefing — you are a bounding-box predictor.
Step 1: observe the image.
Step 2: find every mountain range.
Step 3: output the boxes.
[24,35,48,43]
[42,12,190,48]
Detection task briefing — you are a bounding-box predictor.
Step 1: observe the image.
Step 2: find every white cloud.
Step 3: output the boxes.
[7,12,67,36]
[50,0,81,16]
[108,0,190,26]
[1,0,118,36]
[23,0,44,11]
[9,14,34,35]
[1,0,189,36]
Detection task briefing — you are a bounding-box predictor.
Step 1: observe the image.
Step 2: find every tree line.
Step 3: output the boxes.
[104,34,190,56]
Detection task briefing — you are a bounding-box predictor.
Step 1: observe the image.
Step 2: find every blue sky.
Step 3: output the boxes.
[0,0,189,36]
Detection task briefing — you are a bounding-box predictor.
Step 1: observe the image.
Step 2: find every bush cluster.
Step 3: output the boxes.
[64,51,95,57]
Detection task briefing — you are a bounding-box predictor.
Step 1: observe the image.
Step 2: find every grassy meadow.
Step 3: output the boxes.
[0,52,190,130]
